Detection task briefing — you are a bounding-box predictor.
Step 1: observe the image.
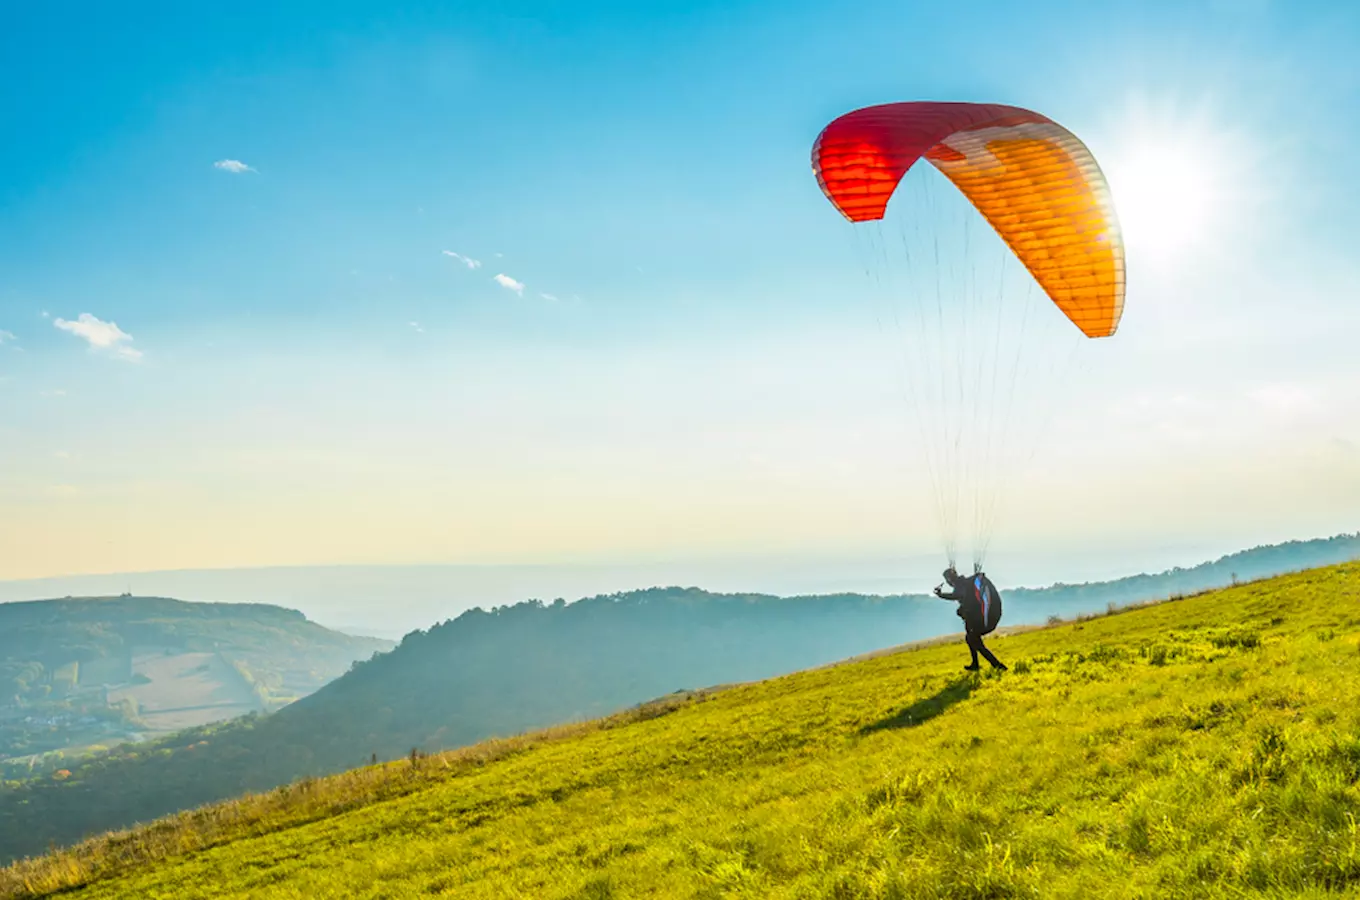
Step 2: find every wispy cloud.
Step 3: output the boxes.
[54,450,72,460]
[53,313,143,361]
[442,250,481,270]
[40,389,67,397]
[409,321,425,333]
[213,159,256,174]
[0,330,14,346]
[493,274,525,295]
[450,251,569,303]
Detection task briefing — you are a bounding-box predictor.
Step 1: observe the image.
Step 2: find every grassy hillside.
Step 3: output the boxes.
[0,596,390,775]
[4,561,1358,898]
[3,533,1353,867]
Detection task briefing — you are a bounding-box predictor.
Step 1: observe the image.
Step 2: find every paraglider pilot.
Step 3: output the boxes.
[934,567,1007,672]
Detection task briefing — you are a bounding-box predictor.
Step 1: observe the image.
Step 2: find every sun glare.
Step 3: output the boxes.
[1096,92,1263,276]
[1107,141,1219,265]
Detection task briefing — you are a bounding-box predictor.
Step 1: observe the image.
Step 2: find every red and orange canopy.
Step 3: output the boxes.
[812,102,1125,338]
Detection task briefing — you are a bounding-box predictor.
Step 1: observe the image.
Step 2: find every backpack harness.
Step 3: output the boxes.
[974,575,992,628]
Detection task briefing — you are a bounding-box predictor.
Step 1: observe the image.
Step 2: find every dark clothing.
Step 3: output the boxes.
[966,630,1006,670]
[936,584,967,602]
[939,583,984,632]
[938,572,1006,670]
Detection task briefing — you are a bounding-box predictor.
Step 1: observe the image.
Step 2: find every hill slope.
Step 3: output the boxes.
[1,532,1355,867]
[5,561,1358,898]
[0,596,391,774]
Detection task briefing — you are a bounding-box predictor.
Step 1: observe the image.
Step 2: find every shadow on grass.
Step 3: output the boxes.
[860,675,979,734]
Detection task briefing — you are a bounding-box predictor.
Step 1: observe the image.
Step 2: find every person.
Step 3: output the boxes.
[934,566,1007,671]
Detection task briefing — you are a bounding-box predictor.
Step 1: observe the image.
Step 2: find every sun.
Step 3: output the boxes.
[1106,139,1220,266]
[1097,95,1257,274]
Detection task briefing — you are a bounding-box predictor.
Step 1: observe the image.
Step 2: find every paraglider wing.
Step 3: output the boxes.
[812,101,1125,338]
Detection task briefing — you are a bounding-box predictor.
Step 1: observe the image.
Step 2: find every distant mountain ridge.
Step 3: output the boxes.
[0,531,1355,864]
[0,539,1283,639]
[1003,532,1360,616]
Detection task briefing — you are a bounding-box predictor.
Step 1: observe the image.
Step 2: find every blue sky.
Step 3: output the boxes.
[1,0,1357,583]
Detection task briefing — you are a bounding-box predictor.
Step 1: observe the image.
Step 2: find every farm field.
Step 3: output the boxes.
[108,651,262,735]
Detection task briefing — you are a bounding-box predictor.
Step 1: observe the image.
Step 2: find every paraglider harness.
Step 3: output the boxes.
[946,568,1003,636]
[970,571,1002,636]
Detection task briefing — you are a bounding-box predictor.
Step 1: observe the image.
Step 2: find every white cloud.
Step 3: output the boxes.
[40,389,67,397]
[54,450,71,460]
[0,330,14,345]
[53,313,143,361]
[493,274,524,295]
[409,321,425,333]
[540,293,559,302]
[442,250,481,269]
[213,159,255,174]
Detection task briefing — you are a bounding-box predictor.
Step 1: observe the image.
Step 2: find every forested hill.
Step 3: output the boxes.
[0,596,391,776]
[0,595,388,670]
[266,532,1360,770]
[0,532,1355,864]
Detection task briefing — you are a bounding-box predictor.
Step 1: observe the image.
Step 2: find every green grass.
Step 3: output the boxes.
[4,563,1360,899]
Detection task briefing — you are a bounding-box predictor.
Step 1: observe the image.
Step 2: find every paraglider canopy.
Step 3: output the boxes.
[809,99,1128,569]
[812,101,1125,339]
